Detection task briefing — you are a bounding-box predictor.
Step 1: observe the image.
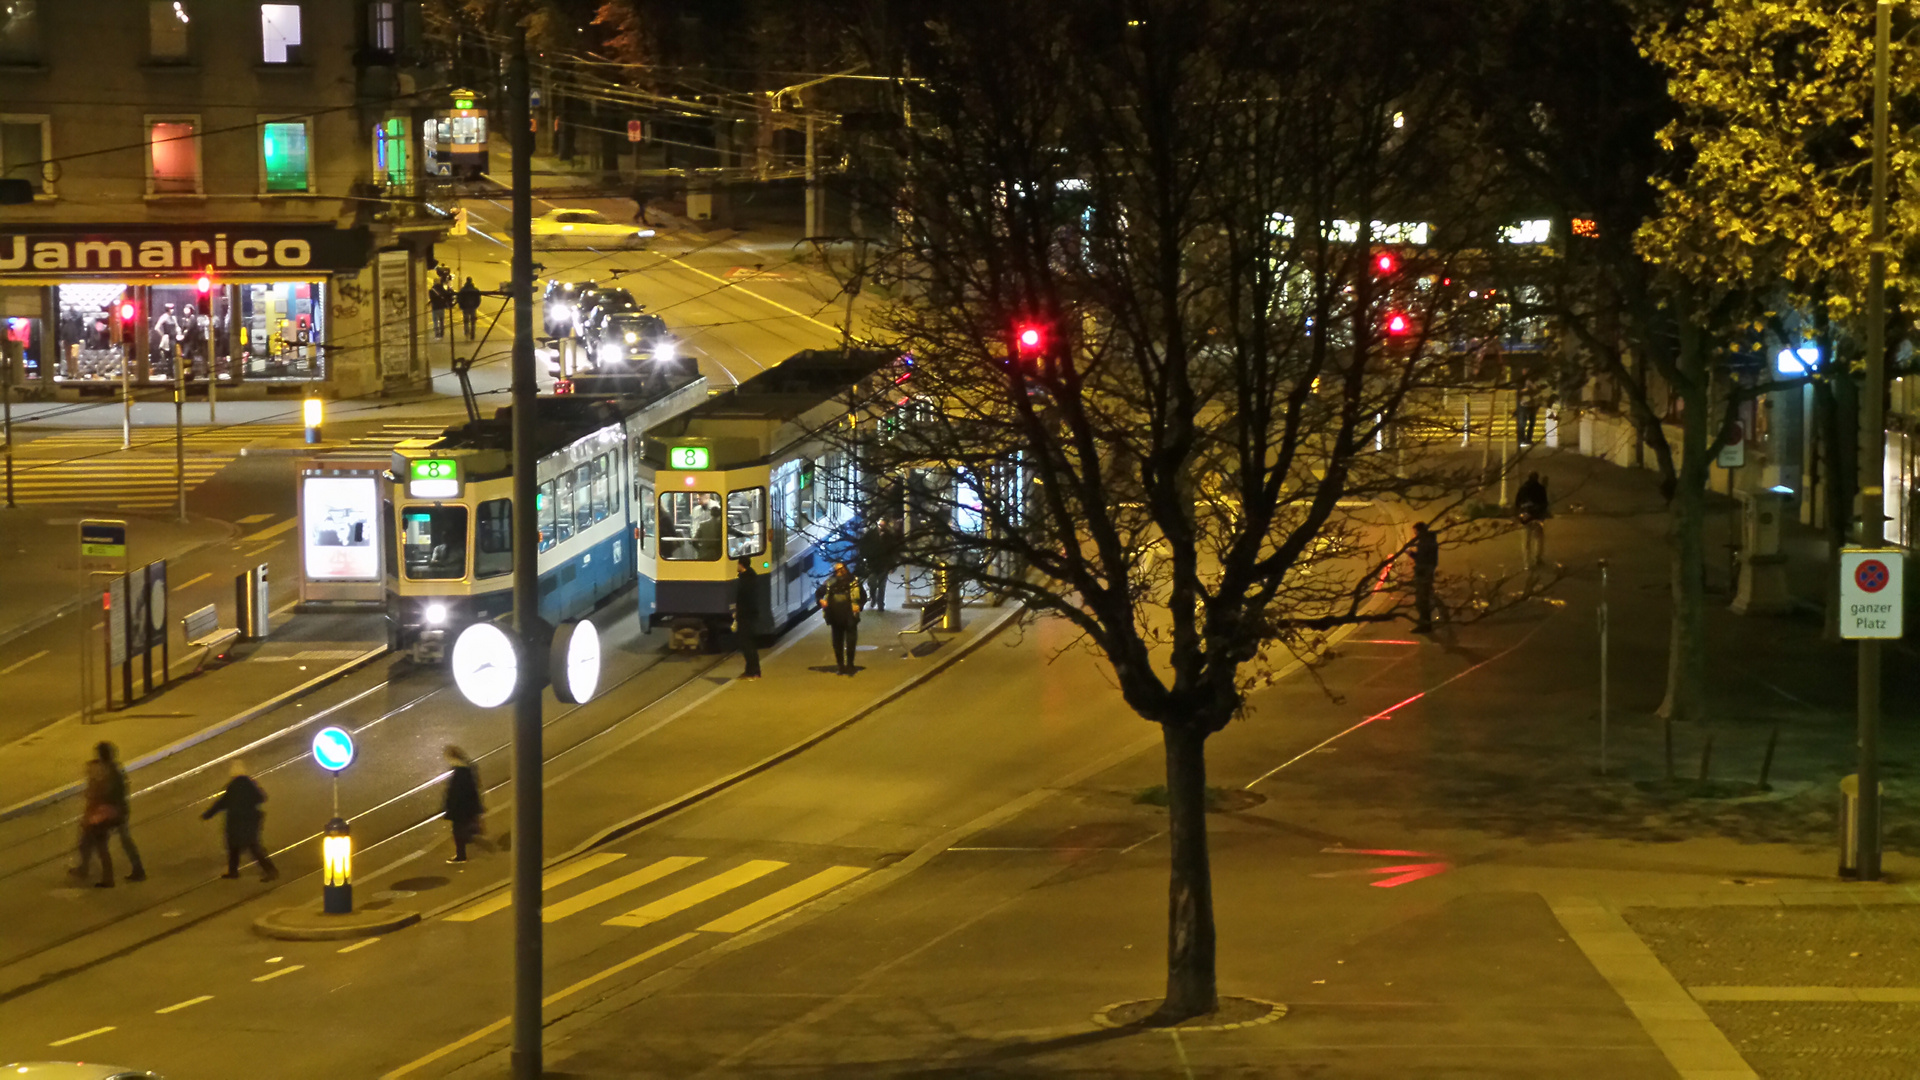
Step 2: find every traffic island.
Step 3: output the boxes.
[254,902,420,941]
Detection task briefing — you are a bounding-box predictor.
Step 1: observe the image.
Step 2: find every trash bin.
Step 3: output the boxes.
[1838,773,1883,878]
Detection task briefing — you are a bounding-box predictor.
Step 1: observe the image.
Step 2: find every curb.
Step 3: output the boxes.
[417,603,1026,923]
[255,904,421,941]
[0,513,242,653]
[0,645,390,823]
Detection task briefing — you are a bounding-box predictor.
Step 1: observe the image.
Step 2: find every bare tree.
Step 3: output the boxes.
[834,0,1520,1019]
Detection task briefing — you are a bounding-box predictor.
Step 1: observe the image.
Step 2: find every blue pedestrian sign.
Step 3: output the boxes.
[311,726,356,772]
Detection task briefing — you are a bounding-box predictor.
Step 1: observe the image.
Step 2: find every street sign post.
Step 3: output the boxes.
[1838,548,1903,640]
[310,725,355,914]
[1717,420,1745,469]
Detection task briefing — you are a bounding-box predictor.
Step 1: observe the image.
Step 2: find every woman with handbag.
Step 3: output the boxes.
[72,758,120,888]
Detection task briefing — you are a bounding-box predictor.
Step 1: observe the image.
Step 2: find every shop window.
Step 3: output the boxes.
[374,116,410,191]
[236,280,324,381]
[0,0,38,64]
[52,283,129,382]
[259,3,301,63]
[147,283,221,381]
[3,315,42,380]
[147,118,199,195]
[475,498,512,578]
[537,480,556,552]
[261,121,309,193]
[0,117,48,195]
[401,506,467,580]
[366,0,395,52]
[149,0,190,61]
[727,488,766,559]
[658,491,722,561]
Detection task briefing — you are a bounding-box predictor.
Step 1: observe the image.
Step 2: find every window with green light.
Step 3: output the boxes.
[262,122,308,192]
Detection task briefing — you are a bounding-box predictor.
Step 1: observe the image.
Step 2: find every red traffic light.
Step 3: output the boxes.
[196,273,212,294]
[119,302,136,321]
[1016,325,1044,352]
[1374,252,1398,274]
[1385,312,1410,336]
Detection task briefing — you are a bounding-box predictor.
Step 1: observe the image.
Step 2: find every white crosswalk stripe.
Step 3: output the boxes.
[342,423,454,449]
[23,425,305,449]
[3,456,235,507]
[442,853,871,935]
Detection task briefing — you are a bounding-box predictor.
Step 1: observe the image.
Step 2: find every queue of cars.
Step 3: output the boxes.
[540,279,691,379]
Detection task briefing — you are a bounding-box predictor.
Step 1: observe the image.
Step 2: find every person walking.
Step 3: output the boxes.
[456,277,483,341]
[1408,521,1440,633]
[428,277,454,340]
[442,746,493,863]
[202,760,279,882]
[1515,470,1550,571]
[734,557,763,680]
[97,741,145,882]
[856,518,899,612]
[71,758,120,888]
[816,561,865,675]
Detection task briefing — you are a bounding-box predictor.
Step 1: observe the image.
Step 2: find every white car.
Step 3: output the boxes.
[3,1065,165,1079]
[529,209,654,250]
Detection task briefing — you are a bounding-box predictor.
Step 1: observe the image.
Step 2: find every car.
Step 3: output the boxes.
[2,1064,166,1079]
[529,209,654,250]
[576,295,642,351]
[541,278,596,338]
[590,312,682,371]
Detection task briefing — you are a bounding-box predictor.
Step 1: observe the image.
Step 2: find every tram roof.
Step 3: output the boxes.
[663,348,898,426]
[393,371,706,476]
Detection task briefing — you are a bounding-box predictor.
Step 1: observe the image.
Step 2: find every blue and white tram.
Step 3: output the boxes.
[386,380,707,662]
[632,349,900,646]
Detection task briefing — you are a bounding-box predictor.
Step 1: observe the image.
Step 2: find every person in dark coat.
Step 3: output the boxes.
[734,557,762,680]
[442,745,493,863]
[1515,471,1550,570]
[1408,522,1440,633]
[72,758,120,888]
[428,279,454,339]
[97,741,145,882]
[456,278,483,341]
[202,759,278,881]
[815,561,865,675]
[855,518,900,613]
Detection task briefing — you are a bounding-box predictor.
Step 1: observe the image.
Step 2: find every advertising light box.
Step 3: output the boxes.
[303,476,380,581]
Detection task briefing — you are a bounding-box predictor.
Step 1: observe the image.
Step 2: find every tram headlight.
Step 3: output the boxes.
[424,603,448,626]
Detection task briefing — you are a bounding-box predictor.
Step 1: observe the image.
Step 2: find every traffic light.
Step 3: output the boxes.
[1374,251,1398,275]
[1385,311,1411,336]
[1013,322,1046,362]
[196,273,212,297]
[111,292,136,345]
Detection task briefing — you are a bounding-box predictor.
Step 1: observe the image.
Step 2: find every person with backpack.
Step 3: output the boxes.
[815,561,865,675]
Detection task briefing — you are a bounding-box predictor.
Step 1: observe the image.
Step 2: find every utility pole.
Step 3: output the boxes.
[1851,0,1891,882]
[174,341,186,522]
[2,340,14,509]
[507,29,546,1080]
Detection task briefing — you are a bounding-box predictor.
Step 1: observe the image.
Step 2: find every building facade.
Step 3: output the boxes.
[0,0,444,402]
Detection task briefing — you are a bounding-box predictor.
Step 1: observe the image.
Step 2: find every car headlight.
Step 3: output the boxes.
[655,340,677,363]
[424,603,448,626]
[599,343,622,364]
[550,303,569,320]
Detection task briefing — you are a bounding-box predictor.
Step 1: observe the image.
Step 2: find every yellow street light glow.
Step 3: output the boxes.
[324,831,351,886]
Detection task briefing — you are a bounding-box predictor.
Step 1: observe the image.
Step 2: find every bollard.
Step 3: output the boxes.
[1839,774,1883,879]
[322,817,353,914]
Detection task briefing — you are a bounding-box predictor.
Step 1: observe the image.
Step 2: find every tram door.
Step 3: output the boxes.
[769,462,797,615]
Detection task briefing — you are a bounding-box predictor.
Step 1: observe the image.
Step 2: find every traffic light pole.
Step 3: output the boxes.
[1852,0,1891,882]
[174,342,187,523]
[507,32,546,1080]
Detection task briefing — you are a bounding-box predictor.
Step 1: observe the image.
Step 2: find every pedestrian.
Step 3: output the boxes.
[428,278,454,340]
[1515,470,1550,570]
[856,518,899,613]
[1515,383,1540,446]
[816,561,865,675]
[442,746,493,863]
[456,277,483,341]
[202,759,279,882]
[71,758,120,888]
[97,741,145,882]
[631,183,654,227]
[734,557,763,680]
[1408,521,1439,633]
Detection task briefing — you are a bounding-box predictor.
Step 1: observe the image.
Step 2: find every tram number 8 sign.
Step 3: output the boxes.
[1839,549,1904,640]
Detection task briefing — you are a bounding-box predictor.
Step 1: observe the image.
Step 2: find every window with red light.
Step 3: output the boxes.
[148,119,199,194]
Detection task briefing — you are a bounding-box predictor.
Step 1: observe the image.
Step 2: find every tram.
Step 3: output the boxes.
[385,376,707,662]
[633,349,901,647]
[424,88,489,179]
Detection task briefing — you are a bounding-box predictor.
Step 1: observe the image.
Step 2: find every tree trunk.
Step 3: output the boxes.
[1158,721,1218,1021]
[1659,366,1711,724]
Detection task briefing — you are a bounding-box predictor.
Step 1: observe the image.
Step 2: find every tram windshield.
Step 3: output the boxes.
[402,506,468,579]
[659,490,723,561]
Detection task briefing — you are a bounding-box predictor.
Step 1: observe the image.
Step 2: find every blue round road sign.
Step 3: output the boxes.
[311,725,355,772]
[1856,559,1891,594]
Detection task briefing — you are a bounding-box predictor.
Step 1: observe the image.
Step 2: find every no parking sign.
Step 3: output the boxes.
[1839,548,1904,639]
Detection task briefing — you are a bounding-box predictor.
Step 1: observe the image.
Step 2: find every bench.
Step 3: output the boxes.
[181,604,239,673]
[897,591,960,656]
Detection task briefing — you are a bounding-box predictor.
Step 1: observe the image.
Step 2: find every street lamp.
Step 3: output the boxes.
[322,818,352,914]
[303,396,324,444]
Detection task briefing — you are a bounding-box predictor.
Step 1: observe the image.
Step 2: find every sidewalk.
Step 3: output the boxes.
[0,508,234,648]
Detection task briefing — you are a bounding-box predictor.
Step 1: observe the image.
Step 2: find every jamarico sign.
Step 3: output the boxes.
[0,225,370,277]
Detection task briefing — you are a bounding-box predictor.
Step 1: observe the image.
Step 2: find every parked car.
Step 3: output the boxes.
[529,209,654,250]
[3,1064,166,1079]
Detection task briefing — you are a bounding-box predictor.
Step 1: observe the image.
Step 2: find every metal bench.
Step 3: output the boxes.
[181,604,239,673]
[898,591,960,656]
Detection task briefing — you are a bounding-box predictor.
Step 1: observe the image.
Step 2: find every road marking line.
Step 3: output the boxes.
[338,938,381,953]
[0,649,50,677]
[603,859,786,929]
[541,856,700,923]
[251,963,305,983]
[173,572,211,592]
[48,1025,115,1047]
[379,934,697,1079]
[1550,898,1756,1080]
[664,254,841,332]
[445,852,628,922]
[156,994,214,1014]
[244,540,284,556]
[698,865,867,934]
[236,513,274,524]
[1691,985,1920,1002]
[239,517,297,543]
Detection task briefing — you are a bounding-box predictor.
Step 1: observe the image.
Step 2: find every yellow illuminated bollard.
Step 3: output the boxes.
[322,817,352,914]
[303,396,324,445]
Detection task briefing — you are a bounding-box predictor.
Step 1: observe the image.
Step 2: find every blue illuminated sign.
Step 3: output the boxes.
[311,726,356,772]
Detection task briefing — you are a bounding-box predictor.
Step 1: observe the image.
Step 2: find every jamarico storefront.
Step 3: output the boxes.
[0,222,428,401]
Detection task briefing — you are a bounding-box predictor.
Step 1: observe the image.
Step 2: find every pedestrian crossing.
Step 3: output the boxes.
[338,423,453,450]
[444,852,870,937]
[18,421,452,452]
[1,455,235,509]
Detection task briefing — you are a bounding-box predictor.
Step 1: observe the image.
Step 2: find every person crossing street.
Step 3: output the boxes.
[456,277,483,341]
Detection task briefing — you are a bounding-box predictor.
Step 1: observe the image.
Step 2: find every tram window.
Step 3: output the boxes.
[554,471,576,543]
[476,498,512,578]
[572,464,593,534]
[402,506,468,580]
[591,455,611,523]
[658,490,722,561]
[537,480,556,552]
[727,488,766,558]
[796,459,816,526]
[638,481,656,557]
